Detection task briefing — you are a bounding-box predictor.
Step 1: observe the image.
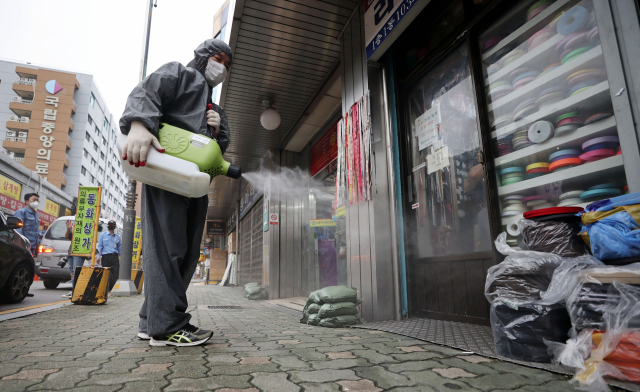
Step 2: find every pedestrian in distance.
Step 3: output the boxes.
[96,220,121,292]
[61,219,88,299]
[14,193,40,256]
[119,39,232,347]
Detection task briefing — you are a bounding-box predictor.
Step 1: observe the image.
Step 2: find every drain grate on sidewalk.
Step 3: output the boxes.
[205,305,243,310]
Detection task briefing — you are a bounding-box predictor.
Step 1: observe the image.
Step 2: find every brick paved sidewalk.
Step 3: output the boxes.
[0,284,580,391]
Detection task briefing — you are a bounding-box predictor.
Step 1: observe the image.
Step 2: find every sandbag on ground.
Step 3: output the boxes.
[318,302,359,318]
[318,315,363,328]
[308,285,358,304]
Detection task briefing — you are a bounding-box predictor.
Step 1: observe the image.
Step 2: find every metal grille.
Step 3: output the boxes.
[206,306,242,310]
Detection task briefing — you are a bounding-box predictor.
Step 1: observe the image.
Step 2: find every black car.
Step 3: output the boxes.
[0,212,35,303]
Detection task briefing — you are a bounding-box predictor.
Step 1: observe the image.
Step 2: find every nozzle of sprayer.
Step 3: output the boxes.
[226,164,242,179]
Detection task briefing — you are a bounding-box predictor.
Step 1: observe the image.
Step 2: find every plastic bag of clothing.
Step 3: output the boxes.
[491,301,571,362]
[538,256,604,306]
[566,264,640,332]
[548,282,640,391]
[308,285,358,304]
[580,194,640,260]
[318,302,359,318]
[518,218,589,257]
[486,233,564,306]
[318,315,362,328]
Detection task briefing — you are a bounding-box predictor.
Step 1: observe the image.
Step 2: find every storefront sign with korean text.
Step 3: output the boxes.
[0,175,21,201]
[310,122,339,177]
[206,220,226,236]
[71,187,101,257]
[0,194,24,216]
[44,199,59,217]
[310,219,337,227]
[364,0,420,60]
[227,206,237,231]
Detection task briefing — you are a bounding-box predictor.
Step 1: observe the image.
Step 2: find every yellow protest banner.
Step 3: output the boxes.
[132,217,142,269]
[0,175,21,200]
[71,187,101,259]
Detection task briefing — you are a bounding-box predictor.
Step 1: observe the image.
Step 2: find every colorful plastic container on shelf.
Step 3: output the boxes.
[587,26,600,46]
[483,35,506,52]
[549,157,581,172]
[582,136,620,151]
[583,142,620,153]
[500,49,527,67]
[579,149,616,163]
[560,190,586,201]
[589,183,625,191]
[538,62,561,79]
[561,46,593,64]
[580,188,622,201]
[584,111,613,125]
[526,162,550,171]
[527,28,555,51]
[557,6,589,36]
[527,0,553,21]
[528,121,554,143]
[512,99,537,120]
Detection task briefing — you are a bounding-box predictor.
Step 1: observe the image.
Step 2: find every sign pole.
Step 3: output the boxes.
[113,0,154,296]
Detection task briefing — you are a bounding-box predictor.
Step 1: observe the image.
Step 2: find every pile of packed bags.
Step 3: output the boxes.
[487,192,640,390]
[300,285,364,328]
[244,282,267,300]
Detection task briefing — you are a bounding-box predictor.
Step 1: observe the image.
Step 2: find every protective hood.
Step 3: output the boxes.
[186,39,233,76]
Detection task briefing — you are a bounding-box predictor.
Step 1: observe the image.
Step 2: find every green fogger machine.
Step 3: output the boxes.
[158,122,241,179]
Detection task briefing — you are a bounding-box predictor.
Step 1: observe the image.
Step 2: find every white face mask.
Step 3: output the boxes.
[204,58,227,87]
[29,201,38,210]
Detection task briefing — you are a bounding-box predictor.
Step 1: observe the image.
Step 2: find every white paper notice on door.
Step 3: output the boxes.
[415,104,441,151]
[427,146,450,175]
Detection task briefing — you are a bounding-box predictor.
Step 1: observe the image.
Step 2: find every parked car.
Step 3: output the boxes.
[0,212,35,303]
[36,216,121,289]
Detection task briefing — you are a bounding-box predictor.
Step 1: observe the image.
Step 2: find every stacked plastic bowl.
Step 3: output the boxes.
[513,98,537,121]
[500,166,525,186]
[535,85,565,110]
[494,135,514,157]
[580,183,624,202]
[488,80,513,102]
[557,190,585,207]
[502,195,527,218]
[512,128,534,151]
[548,148,581,173]
[566,68,606,97]
[555,111,584,136]
[584,111,613,125]
[525,162,549,180]
[580,136,619,163]
[528,120,555,144]
[527,0,554,21]
[522,195,555,210]
[527,27,555,52]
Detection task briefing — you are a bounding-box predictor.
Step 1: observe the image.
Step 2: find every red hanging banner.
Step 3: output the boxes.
[309,121,339,177]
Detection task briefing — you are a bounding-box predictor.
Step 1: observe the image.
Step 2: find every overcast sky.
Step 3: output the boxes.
[0,0,224,121]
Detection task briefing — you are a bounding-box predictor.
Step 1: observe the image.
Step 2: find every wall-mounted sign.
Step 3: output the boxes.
[263,199,269,232]
[44,199,59,217]
[310,219,337,227]
[71,187,101,257]
[227,206,237,231]
[0,194,25,215]
[427,146,450,175]
[364,0,423,60]
[206,220,226,236]
[0,175,21,201]
[310,122,339,177]
[415,104,440,151]
[269,213,279,225]
[45,80,63,95]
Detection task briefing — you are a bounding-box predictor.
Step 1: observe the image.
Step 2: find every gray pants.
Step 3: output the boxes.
[138,184,207,337]
[101,254,120,291]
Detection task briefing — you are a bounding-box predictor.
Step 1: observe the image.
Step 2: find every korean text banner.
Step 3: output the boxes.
[71,187,101,256]
[0,175,21,200]
[132,217,142,267]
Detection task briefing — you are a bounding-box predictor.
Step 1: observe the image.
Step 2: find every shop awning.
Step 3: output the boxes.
[206,0,358,222]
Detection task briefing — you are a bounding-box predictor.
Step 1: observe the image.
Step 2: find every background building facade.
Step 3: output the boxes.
[0,59,128,222]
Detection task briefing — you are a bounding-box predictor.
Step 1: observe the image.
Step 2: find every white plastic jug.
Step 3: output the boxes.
[116,133,210,198]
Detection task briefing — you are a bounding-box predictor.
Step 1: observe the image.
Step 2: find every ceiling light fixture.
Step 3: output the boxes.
[260,100,281,130]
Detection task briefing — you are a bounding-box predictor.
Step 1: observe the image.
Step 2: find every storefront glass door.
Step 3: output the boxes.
[479,0,629,250]
[402,44,495,324]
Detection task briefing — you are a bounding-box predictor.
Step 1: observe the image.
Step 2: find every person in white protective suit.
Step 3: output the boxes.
[119,39,232,347]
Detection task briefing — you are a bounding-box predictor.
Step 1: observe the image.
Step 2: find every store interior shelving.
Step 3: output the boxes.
[489,46,604,114]
[494,115,617,167]
[482,0,580,62]
[491,81,610,139]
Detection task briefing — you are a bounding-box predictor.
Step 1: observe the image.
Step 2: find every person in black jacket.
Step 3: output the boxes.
[119,39,232,347]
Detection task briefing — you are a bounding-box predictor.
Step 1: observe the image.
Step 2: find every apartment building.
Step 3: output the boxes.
[0,60,128,222]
